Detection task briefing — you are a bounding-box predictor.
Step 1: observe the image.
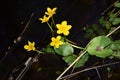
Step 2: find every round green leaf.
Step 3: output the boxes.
[54,43,74,56]
[87,36,113,58]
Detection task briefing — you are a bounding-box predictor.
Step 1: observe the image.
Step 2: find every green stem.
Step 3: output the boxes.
[35,50,45,54]
[69,43,85,50]
[46,22,54,32]
[66,38,77,45]
[51,17,56,27]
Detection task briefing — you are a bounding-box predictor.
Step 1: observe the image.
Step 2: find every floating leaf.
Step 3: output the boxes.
[54,43,74,56]
[87,36,113,58]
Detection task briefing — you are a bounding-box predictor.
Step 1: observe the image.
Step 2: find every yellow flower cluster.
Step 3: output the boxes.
[39,7,57,23]
[24,7,72,51]
[50,20,72,48]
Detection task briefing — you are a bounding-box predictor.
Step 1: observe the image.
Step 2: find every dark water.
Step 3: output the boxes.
[0,0,120,80]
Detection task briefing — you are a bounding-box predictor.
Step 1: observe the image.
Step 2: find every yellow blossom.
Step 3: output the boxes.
[45,7,57,17]
[39,15,50,23]
[56,21,72,36]
[50,36,63,48]
[24,41,36,51]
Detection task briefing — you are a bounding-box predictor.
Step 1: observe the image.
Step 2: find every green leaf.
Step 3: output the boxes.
[87,36,113,58]
[63,55,76,65]
[99,16,105,24]
[112,18,120,25]
[104,21,111,30]
[110,40,120,50]
[84,29,93,38]
[109,12,117,22]
[42,45,55,54]
[92,24,98,31]
[63,53,89,68]
[54,43,74,56]
[111,51,120,59]
[114,2,120,8]
[99,16,111,29]
[75,53,89,68]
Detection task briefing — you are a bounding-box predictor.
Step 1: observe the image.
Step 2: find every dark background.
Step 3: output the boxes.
[0,0,119,80]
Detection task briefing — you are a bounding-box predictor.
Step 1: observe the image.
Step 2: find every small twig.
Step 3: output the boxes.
[69,43,85,50]
[101,0,119,15]
[59,61,120,80]
[95,67,101,80]
[0,13,34,64]
[56,50,87,80]
[20,13,34,36]
[106,26,120,37]
[16,54,40,80]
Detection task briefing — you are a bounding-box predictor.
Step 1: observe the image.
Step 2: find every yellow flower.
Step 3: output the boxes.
[50,36,63,48]
[45,7,57,17]
[56,21,72,36]
[24,41,36,51]
[39,15,50,23]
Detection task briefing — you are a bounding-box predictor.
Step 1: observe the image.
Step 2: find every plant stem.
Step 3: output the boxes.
[101,0,119,15]
[51,17,56,27]
[35,50,45,54]
[47,22,54,32]
[69,43,85,50]
[106,26,120,37]
[66,38,77,45]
